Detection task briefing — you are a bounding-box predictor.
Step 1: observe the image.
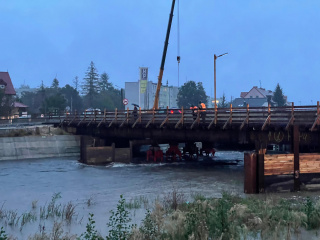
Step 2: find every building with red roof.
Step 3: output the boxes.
[0,72,29,119]
[0,72,16,95]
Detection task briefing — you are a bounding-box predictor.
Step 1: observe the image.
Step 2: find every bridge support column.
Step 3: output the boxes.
[293,125,300,191]
[257,152,265,193]
[80,136,114,165]
[244,152,257,193]
[244,148,265,194]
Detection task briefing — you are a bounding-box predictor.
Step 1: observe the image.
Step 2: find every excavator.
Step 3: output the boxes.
[153,0,178,109]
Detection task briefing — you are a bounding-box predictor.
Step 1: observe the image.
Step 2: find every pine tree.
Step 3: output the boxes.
[51,78,59,89]
[272,83,286,106]
[73,76,79,91]
[218,93,229,108]
[99,72,111,92]
[82,61,100,107]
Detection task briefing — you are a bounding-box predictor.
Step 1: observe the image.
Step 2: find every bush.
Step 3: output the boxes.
[106,195,135,240]
[78,213,103,240]
[0,227,7,240]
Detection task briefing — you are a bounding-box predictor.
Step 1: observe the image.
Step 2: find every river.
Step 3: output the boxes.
[0,151,245,238]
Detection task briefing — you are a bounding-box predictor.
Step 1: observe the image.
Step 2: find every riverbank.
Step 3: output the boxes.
[0,125,80,161]
[1,191,320,239]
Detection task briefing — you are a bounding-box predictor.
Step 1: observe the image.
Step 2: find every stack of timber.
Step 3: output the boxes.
[264,154,294,176]
[264,153,320,176]
[300,153,320,174]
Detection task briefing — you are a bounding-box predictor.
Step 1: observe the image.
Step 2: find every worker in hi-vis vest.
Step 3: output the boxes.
[198,101,206,123]
[190,105,198,121]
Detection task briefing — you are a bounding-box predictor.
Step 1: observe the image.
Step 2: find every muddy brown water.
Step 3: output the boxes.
[1,151,320,238]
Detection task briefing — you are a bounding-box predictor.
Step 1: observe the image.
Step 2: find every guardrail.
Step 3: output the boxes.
[59,102,320,131]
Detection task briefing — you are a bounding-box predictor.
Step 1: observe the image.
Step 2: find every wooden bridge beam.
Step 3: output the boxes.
[146,108,155,128]
[109,108,118,128]
[310,102,320,131]
[285,103,295,131]
[97,109,107,128]
[240,104,250,130]
[160,106,170,128]
[120,107,130,128]
[77,113,86,127]
[261,104,271,131]
[191,111,200,129]
[223,104,233,130]
[175,107,184,129]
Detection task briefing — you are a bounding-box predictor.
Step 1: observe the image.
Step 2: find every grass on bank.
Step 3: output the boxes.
[2,191,320,239]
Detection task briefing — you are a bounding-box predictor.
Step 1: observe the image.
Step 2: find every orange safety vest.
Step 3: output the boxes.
[190,106,198,113]
[199,103,206,112]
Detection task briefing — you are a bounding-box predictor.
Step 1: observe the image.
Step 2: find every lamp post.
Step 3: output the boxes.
[114,84,124,109]
[214,52,228,108]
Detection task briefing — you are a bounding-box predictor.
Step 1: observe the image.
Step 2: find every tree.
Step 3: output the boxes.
[20,91,38,114]
[273,83,286,106]
[60,84,83,113]
[0,89,13,118]
[218,93,229,108]
[20,83,30,89]
[82,61,100,107]
[43,93,66,114]
[51,78,59,89]
[73,76,79,91]
[176,81,208,108]
[99,72,111,92]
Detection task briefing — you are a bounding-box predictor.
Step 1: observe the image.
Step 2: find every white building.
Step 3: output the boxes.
[125,67,179,110]
[125,80,179,110]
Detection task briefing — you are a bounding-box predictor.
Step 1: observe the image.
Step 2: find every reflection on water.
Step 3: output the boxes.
[0,151,245,237]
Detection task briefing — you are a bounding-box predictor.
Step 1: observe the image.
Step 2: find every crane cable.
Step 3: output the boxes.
[177,0,180,87]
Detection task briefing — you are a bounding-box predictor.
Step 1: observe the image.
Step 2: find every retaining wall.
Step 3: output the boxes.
[0,135,80,161]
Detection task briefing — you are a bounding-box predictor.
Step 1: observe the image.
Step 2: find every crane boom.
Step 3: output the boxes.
[153,0,176,109]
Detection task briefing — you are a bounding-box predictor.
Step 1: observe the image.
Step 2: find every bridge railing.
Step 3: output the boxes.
[59,102,320,131]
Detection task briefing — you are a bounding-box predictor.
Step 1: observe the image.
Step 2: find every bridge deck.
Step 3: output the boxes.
[60,104,320,131]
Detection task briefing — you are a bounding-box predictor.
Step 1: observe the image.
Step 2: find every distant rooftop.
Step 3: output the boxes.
[0,72,16,95]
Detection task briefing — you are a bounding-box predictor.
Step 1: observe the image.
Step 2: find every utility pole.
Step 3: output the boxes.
[214,53,228,109]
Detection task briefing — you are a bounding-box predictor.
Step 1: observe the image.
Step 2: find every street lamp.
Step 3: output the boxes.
[214,52,228,108]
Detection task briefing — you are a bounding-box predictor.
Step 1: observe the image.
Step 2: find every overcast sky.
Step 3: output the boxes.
[1,0,319,105]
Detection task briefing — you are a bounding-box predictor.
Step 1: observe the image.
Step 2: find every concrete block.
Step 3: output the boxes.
[115,148,131,163]
[85,146,113,165]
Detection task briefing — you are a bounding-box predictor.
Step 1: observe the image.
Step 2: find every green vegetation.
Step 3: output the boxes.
[273,83,286,106]
[106,195,136,240]
[177,81,208,108]
[78,213,103,240]
[82,61,101,108]
[3,192,320,239]
[125,195,149,210]
[18,61,124,116]
[0,88,14,119]
[218,93,229,108]
[0,227,7,240]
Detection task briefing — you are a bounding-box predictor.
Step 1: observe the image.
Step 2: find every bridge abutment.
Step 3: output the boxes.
[80,136,132,164]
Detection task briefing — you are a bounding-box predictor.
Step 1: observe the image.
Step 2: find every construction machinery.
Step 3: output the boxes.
[153,0,176,109]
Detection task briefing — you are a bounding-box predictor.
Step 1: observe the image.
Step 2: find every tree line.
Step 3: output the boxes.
[17,61,124,116]
[0,62,287,118]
